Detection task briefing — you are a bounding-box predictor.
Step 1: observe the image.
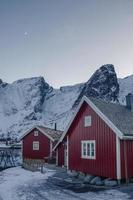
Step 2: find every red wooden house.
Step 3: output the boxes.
[20,126,62,161]
[54,94,133,182]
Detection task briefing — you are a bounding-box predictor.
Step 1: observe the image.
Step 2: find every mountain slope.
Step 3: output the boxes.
[0,65,132,139]
[118,75,133,105]
[0,78,84,139]
[73,64,119,108]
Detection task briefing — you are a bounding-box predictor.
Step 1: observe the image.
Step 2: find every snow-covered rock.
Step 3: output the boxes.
[0,64,132,139]
[84,175,95,183]
[90,176,102,185]
[104,178,118,187]
[78,173,86,181]
[67,170,79,178]
[0,76,83,138]
[74,64,119,108]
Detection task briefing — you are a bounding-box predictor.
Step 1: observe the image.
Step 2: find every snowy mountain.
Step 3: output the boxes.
[0,64,132,139]
[73,64,119,108]
[0,77,84,139]
[118,75,133,105]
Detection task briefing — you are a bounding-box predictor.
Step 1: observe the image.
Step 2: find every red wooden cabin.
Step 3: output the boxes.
[54,94,133,182]
[20,126,62,161]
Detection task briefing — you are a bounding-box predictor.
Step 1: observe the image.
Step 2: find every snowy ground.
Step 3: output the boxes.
[0,166,131,200]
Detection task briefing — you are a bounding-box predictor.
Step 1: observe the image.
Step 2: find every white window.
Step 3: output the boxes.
[34,130,39,136]
[33,141,39,150]
[81,140,95,159]
[84,116,92,127]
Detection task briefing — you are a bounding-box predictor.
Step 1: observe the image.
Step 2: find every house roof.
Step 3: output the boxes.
[20,125,63,142]
[37,126,63,141]
[54,96,133,150]
[89,97,133,136]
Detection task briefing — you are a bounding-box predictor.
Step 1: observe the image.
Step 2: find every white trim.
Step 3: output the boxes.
[54,95,129,151]
[85,97,123,139]
[84,116,92,127]
[33,141,39,151]
[67,135,69,170]
[56,149,58,166]
[122,136,133,140]
[53,98,86,150]
[116,136,121,180]
[19,126,54,142]
[81,140,96,159]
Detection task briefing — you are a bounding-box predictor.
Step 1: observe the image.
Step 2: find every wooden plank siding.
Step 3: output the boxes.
[68,102,117,179]
[57,142,65,167]
[120,140,133,179]
[23,128,50,159]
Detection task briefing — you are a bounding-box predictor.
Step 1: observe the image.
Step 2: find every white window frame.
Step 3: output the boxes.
[81,140,96,159]
[84,116,92,127]
[34,130,39,136]
[33,141,39,150]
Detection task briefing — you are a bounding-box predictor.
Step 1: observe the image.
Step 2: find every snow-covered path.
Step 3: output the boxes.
[0,167,131,200]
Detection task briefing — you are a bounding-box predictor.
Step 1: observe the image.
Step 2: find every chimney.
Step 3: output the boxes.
[54,123,57,131]
[126,93,133,111]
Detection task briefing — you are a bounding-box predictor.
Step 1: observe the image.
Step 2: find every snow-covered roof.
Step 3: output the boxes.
[37,126,63,140]
[20,126,62,142]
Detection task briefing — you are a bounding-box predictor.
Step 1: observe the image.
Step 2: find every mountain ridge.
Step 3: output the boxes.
[0,64,132,139]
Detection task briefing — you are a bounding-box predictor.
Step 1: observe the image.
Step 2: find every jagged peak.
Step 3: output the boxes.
[73,64,119,107]
[13,76,46,84]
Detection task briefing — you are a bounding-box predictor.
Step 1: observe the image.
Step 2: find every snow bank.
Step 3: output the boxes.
[0,166,54,200]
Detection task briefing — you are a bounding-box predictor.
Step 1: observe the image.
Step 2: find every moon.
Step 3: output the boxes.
[24,32,28,36]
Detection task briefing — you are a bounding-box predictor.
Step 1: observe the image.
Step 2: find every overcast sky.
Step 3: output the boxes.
[0,0,133,88]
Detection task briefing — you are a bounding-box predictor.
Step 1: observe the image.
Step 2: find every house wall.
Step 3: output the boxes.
[57,141,65,167]
[68,102,117,179]
[120,140,133,179]
[23,128,50,159]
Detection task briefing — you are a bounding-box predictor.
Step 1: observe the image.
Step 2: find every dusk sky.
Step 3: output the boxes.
[0,0,133,88]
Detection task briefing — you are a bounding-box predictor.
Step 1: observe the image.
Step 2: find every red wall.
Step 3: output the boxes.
[68,102,117,179]
[57,142,65,166]
[23,128,50,159]
[120,140,133,179]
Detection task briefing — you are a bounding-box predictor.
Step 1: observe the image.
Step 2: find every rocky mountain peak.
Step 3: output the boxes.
[0,65,132,138]
[73,64,119,107]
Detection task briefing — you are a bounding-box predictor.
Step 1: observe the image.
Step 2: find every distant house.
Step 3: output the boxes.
[20,126,62,161]
[54,94,133,182]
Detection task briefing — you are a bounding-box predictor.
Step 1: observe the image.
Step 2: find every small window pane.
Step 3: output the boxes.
[83,143,86,156]
[33,141,39,150]
[85,116,92,127]
[91,143,95,157]
[81,140,95,159]
[34,130,39,136]
[87,143,90,156]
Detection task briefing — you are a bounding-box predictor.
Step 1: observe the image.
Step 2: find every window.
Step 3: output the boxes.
[81,140,95,159]
[33,141,39,150]
[34,130,39,136]
[84,116,92,127]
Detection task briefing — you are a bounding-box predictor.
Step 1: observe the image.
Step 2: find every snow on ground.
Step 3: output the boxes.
[0,166,130,200]
[0,167,54,200]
